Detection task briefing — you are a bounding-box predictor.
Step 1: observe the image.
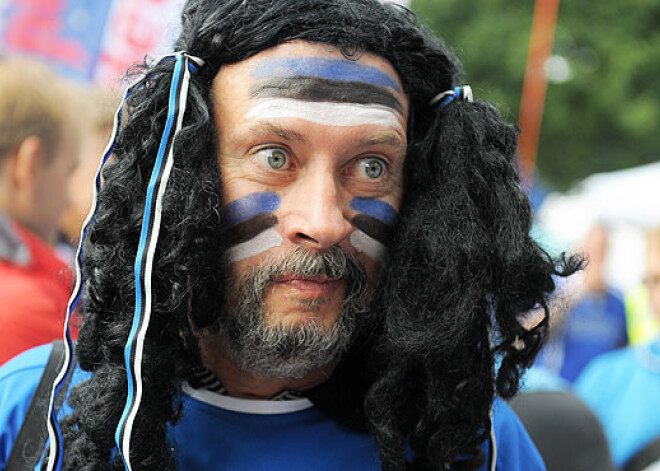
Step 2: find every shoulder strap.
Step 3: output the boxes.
[6,341,76,471]
[624,434,660,471]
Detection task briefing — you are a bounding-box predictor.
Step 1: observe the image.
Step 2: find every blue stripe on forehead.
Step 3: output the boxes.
[223,191,280,226]
[350,197,399,227]
[252,57,402,93]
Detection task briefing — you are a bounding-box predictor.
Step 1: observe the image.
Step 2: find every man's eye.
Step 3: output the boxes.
[256,148,288,170]
[357,158,386,179]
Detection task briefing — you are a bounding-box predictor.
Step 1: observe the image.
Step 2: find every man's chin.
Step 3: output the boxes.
[216,308,356,379]
[264,308,342,331]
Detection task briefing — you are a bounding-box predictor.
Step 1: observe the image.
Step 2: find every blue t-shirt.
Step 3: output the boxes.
[575,340,660,466]
[537,288,628,383]
[0,344,545,470]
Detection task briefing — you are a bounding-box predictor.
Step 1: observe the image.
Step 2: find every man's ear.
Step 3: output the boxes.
[11,136,46,191]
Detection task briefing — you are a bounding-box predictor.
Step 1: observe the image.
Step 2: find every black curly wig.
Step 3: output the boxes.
[58,0,580,469]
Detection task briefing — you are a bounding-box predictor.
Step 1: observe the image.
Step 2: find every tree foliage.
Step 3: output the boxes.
[411,0,660,190]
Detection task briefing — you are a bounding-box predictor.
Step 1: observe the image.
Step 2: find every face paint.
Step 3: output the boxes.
[251,77,403,114]
[349,197,399,227]
[223,192,282,262]
[223,191,280,225]
[350,230,387,265]
[251,57,402,92]
[226,228,283,263]
[246,99,402,131]
[348,198,398,263]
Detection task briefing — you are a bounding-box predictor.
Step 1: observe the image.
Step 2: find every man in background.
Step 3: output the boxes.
[576,227,660,468]
[0,58,79,365]
[57,86,118,265]
[537,224,628,382]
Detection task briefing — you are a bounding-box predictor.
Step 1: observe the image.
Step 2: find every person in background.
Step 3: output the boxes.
[576,226,660,469]
[57,86,119,265]
[536,224,628,382]
[0,58,79,365]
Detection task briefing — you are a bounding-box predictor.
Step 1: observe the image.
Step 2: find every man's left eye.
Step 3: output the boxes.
[357,158,386,179]
[255,148,289,170]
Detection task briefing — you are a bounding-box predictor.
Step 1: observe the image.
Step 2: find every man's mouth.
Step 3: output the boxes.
[273,275,343,297]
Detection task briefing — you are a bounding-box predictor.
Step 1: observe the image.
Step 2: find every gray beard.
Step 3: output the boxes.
[217,246,372,379]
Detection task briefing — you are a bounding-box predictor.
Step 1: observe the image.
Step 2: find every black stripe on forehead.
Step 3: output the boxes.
[352,214,395,245]
[222,213,278,247]
[251,76,403,115]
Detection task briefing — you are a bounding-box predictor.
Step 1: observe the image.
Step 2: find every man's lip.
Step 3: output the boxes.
[272,276,343,297]
[274,275,341,283]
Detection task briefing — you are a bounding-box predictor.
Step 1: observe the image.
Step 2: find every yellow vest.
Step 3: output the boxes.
[625,284,660,345]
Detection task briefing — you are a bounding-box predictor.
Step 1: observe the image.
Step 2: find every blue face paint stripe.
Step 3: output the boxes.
[252,57,402,93]
[350,197,398,227]
[223,192,281,226]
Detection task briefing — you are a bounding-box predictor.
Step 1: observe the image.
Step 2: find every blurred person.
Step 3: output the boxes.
[536,224,628,382]
[576,227,660,468]
[57,86,119,264]
[0,59,79,365]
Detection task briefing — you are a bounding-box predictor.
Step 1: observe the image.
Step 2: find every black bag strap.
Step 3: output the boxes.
[624,434,660,471]
[6,341,76,471]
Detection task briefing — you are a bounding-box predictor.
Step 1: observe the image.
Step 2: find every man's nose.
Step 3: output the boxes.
[281,168,352,249]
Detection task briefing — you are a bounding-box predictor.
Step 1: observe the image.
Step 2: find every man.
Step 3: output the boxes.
[536,224,628,382]
[0,1,578,469]
[57,86,119,265]
[0,59,79,365]
[576,227,660,468]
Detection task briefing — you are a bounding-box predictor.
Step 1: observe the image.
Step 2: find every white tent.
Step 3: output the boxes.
[537,160,660,291]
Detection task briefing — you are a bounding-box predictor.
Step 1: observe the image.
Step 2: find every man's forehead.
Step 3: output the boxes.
[212,41,409,132]
[250,56,402,93]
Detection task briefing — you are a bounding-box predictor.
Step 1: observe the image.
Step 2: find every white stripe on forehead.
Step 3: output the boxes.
[226,227,283,262]
[247,98,403,132]
[350,230,387,265]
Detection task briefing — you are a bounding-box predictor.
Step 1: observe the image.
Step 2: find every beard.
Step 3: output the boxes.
[214,246,373,379]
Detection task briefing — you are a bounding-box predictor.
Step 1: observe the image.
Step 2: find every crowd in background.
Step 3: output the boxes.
[0,55,659,471]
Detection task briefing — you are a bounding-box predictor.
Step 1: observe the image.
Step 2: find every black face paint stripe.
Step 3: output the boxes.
[252,77,403,115]
[352,214,395,245]
[222,213,278,247]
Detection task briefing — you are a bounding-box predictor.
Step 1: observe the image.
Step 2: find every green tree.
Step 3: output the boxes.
[411,0,660,190]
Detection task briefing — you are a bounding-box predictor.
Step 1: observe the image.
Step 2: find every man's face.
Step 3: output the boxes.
[210,41,408,376]
[33,131,79,244]
[59,127,109,244]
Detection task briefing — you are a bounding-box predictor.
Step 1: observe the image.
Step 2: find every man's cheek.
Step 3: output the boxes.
[222,191,283,262]
[348,197,398,265]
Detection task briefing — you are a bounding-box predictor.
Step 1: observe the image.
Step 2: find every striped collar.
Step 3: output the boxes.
[183,368,314,415]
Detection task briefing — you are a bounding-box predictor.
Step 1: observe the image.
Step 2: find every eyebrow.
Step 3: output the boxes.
[247,120,307,143]
[251,57,402,92]
[251,77,403,115]
[356,132,406,150]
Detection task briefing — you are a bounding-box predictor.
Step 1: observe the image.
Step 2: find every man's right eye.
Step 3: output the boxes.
[255,148,289,170]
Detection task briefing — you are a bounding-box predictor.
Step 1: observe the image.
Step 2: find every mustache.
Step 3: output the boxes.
[228,246,370,310]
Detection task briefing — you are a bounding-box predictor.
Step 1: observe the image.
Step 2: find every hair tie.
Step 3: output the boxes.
[429,85,473,110]
[154,52,205,74]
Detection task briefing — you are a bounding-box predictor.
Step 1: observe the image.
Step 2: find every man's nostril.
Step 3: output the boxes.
[296,233,318,243]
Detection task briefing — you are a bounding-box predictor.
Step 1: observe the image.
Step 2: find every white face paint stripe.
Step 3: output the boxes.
[350,230,387,264]
[247,98,403,132]
[226,228,283,262]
